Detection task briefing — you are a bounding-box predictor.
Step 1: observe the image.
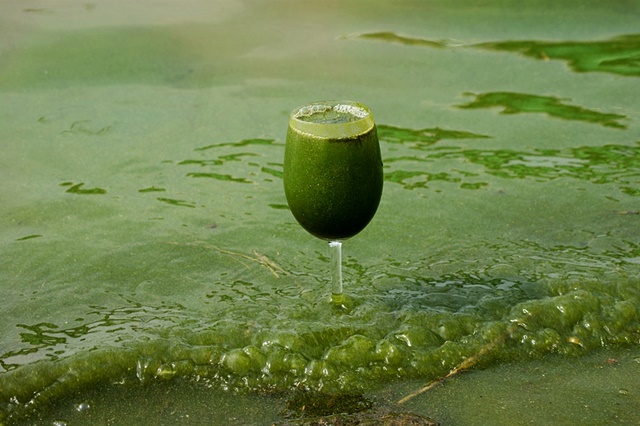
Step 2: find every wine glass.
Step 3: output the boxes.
[284,100,383,305]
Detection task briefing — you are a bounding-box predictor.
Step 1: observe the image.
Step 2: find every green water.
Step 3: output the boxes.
[1,0,639,424]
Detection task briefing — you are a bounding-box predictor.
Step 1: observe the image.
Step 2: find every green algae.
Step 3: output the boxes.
[61,182,107,195]
[352,31,449,48]
[185,172,253,184]
[476,34,640,77]
[427,143,640,189]
[457,92,628,129]
[14,235,43,242]
[155,197,196,208]
[6,123,637,421]
[1,1,640,424]
[195,139,281,151]
[380,126,639,193]
[404,345,640,425]
[377,125,491,149]
[383,170,461,190]
[138,186,166,193]
[61,120,114,136]
[354,31,640,77]
[2,268,638,422]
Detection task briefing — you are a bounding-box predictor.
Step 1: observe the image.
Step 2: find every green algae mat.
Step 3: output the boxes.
[1,0,639,424]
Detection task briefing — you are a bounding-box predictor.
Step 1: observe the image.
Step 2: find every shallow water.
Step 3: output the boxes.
[1,0,640,424]
[13,345,640,425]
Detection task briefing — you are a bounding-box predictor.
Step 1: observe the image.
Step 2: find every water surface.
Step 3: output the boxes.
[1,0,639,424]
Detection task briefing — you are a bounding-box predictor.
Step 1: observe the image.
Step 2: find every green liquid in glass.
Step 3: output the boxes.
[284,101,383,241]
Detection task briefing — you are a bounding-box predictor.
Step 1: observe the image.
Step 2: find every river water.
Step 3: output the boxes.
[1,0,639,424]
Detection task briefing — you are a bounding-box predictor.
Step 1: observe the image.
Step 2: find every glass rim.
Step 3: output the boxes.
[288,100,375,139]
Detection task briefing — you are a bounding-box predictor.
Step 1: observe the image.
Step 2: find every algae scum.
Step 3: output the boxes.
[1,0,640,424]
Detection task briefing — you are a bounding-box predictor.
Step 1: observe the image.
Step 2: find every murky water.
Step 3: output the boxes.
[1,0,639,424]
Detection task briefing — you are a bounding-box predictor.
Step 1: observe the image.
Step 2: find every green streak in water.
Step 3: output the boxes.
[427,143,640,187]
[477,34,640,77]
[61,120,114,136]
[178,159,224,166]
[268,204,289,210]
[378,124,639,192]
[15,235,43,241]
[457,92,628,129]
[353,31,640,77]
[219,153,259,161]
[354,31,448,48]
[63,182,107,195]
[195,138,278,151]
[261,166,284,179]
[186,172,252,183]
[377,124,490,149]
[138,186,166,193]
[384,170,460,190]
[155,197,196,208]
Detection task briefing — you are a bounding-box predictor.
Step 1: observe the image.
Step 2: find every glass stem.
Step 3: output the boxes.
[329,241,343,301]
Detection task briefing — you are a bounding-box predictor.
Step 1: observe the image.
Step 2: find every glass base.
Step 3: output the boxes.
[330,292,355,313]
